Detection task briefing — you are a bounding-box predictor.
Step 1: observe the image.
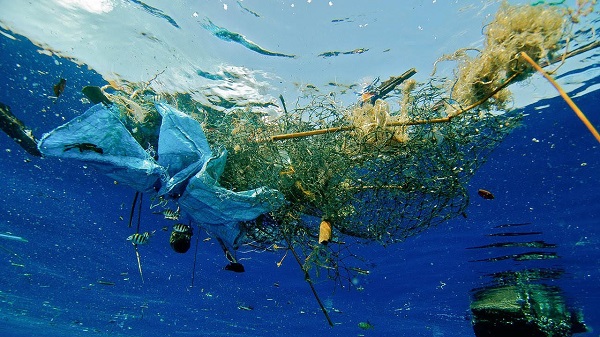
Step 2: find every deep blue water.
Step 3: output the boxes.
[1,25,599,337]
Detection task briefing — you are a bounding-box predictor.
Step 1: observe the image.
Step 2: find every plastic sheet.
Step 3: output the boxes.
[38,102,285,249]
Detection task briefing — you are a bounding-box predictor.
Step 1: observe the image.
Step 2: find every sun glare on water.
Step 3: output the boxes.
[55,0,114,14]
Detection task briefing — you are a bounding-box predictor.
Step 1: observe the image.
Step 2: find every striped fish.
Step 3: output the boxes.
[154,207,180,221]
[127,231,154,245]
[172,223,192,234]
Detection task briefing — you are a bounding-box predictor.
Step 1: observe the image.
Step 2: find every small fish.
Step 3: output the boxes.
[81,86,112,106]
[64,143,104,154]
[127,231,154,245]
[225,262,245,273]
[349,267,370,275]
[172,223,192,234]
[53,78,66,98]
[358,321,374,330]
[97,280,116,286]
[477,189,495,200]
[237,304,254,311]
[154,207,180,220]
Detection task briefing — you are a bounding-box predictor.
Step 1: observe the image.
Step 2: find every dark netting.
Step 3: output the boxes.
[200,81,521,248]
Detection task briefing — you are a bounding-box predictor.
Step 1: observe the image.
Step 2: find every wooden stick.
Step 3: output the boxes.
[271,71,522,141]
[128,191,139,228]
[521,51,600,143]
[271,126,354,141]
[190,223,200,288]
[136,193,143,233]
[282,234,334,327]
[134,244,144,283]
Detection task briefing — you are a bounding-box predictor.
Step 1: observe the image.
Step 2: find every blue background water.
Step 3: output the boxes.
[1,17,599,337]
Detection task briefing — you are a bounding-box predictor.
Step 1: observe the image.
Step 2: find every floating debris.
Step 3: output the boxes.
[0,233,28,243]
[97,280,116,286]
[318,48,368,58]
[236,0,260,17]
[488,231,543,237]
[318,219,332,245]
[127,0,180,28]
[358,321,374,330]
[494,222,532,228]
[471,284,588,337]
[477,189,495,199]
[201,18,295,58]
[237,304,254,311]
[53,78,66,98]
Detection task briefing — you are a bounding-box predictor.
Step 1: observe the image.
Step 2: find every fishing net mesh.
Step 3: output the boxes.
[198,81,522,248]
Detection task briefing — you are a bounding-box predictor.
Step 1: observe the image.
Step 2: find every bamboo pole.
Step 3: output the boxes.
[270,71,522,141]
[520,51,600,143]
[282,233,334,327]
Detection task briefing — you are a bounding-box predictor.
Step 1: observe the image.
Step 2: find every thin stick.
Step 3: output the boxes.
[372,68,418,99]
[282,234,334,327]
[136,193,143,233]
[128,192,139,228]
[521,51,600,143]
[134,244,144,283]
[271,126,354,141]
[270,71,520,141]
[540,40,600,69]
[279,94,289,115]
[190,223,200,288]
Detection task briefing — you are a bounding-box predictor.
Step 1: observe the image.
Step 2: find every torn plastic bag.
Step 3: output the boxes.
[155,102,211,197]
[38,104,166,192]
[38,101,285,250]
[179,149,285,238]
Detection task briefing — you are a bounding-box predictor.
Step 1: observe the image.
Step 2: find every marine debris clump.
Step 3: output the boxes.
[450,3,566,111]
[208,2,597,259]
[200,4,580,248]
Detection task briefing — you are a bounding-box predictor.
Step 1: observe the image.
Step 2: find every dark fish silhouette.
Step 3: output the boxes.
[53,78,66,97]
[81,86,112,106]
[225,262,245,273]
[217,237,245,272]
[478,189,495,199]
[63,142,104,154]
[0,102,42,157]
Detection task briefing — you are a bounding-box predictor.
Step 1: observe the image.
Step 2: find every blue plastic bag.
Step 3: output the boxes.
[38,102,284,249]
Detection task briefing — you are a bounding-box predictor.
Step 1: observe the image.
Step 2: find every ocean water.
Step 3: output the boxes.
[0,1,599,337]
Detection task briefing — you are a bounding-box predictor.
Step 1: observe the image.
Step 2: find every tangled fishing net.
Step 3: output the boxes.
[203,3,570,250]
